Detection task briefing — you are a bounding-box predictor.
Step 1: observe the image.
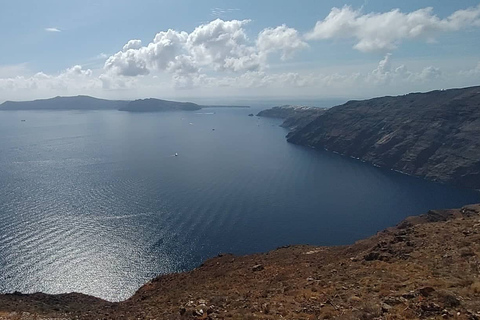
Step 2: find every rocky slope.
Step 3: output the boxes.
[256,105,326,130]
[1,203,480,319]
[286,86,480,189]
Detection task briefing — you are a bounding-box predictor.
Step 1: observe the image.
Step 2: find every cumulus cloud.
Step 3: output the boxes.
[368,53,441,84]
[0,65,100,93]
[194,53,443,92]
[459,61,480,76]
[45,27,61,32]
[305,5,480,52]
[104,49,150,76]
[195,69,362,90]
[122,40,142,51]
[104,29,188,76]
[0,56,467,101]
[186,19,261,71]
[102,19,308,83]
[257,25,308,60]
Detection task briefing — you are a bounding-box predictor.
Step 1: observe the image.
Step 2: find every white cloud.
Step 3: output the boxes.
[460,61,480,76]
[257,25,308,60]
[45,27,61,32]
[305,5,480,52]
[3,5,480,101]
[104,49,150,76]
[101,19,312,87]
[122,40,142,51]
[0,63,31,78]
[186,19,260,71]
[96,53,109,59]
[0,57,476,101]
[0,65,100,94]
[210,8,240,17]
[195,53,444,93]
[415,66,442,81]
[368,53,442,84]
[104,29,188,76]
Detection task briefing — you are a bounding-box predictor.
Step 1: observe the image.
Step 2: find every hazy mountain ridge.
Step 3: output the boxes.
[0,96,129,110]
[278,86,480,189]
[119,98,202,112]
[0,96,249,111]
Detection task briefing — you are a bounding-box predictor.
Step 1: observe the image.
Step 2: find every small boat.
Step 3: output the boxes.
[21,120,26,122]
[175,153,178,157]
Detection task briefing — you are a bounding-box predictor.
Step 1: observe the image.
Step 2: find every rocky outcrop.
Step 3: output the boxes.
[1,204,480,319]
[286,86,480,189]
[256,105,326,130]
[119,98,201,112]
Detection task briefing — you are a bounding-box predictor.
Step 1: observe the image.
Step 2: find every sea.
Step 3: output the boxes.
[0,106,479,301]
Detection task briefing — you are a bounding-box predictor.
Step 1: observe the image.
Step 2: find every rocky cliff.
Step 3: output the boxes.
[1,204,480,319]
[286,86,480,189]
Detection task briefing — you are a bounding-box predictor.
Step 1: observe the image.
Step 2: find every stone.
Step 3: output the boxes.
[381,303,393,313]
[252,264,264,272]
[418,286,435,297]
[193,308,204,317]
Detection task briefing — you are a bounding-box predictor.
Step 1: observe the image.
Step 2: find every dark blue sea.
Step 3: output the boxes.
[0,107,478,301]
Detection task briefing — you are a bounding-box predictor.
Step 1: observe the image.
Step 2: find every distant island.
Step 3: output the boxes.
[0,96,129,110]
[0,96,249,112]
[258,86,480,189]
[119,98,201,112]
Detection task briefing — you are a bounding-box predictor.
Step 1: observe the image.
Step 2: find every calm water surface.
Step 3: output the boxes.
[0,108,479,301]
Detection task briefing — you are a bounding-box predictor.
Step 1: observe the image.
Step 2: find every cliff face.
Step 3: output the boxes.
[1,204,480,319]
[286,86,480,189]
[256,105,326,130]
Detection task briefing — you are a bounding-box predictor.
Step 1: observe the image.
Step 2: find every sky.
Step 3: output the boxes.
[1,0,480,103]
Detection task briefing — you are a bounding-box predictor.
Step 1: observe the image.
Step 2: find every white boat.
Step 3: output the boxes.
[175,153,178,156]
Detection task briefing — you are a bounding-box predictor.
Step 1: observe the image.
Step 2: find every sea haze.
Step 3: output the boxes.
[0,107,479,301]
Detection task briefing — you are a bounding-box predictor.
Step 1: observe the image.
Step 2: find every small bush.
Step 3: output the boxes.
[470,281,480,294]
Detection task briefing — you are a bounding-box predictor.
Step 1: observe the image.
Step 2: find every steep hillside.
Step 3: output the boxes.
[256,105,326,130]
[286,86,480,189]
[1,204,480,319]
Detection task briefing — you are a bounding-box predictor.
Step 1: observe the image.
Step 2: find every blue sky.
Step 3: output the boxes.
[1,0,480,103]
